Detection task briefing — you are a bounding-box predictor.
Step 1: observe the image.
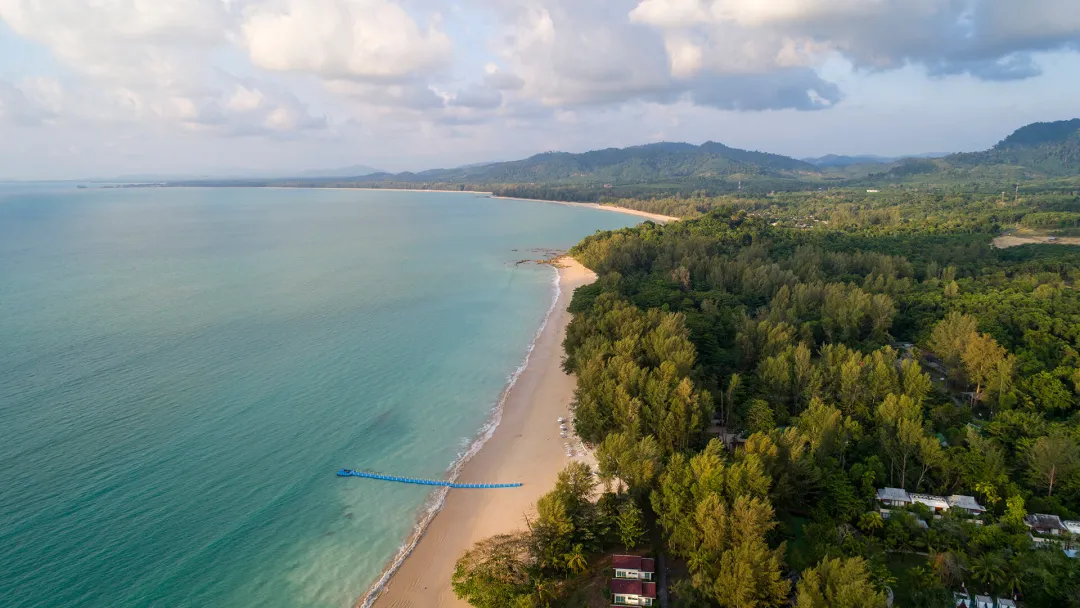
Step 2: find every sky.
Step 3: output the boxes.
[1,0,1079,180]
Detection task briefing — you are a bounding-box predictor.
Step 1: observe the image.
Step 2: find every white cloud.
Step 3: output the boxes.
[629,0,1080,81]
[0,0,227,83]
[0,0,331,136]
[1,0,1080,180]
[228,85,267,112]
[483,0,840,111]
[241,0,453,81]
[0,79,53,126]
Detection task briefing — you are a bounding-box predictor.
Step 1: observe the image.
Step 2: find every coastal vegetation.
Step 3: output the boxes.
[454,175,1080,606]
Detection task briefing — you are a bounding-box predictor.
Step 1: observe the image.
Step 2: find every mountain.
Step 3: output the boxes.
[803,153,948,168]
[163,119,1080,199]
[357,141,819,186]
[944,119,1080,177]
[803,154,897,168]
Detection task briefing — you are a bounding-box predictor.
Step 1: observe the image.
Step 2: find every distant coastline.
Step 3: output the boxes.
[281,186,680,224]
[109,182,681,224]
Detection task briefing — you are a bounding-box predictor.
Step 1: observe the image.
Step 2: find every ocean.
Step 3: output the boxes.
[0,186,640,608]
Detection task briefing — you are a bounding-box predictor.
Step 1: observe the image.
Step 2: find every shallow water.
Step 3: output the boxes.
[0,186,638,608]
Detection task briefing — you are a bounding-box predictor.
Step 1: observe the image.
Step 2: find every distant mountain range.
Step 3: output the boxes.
[166,119,1080,197]
[801,153,948,168]
[864,119,1080,181]
[354,141,818,186]
[352,120,1080,187]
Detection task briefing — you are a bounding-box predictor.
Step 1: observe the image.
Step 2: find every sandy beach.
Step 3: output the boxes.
[491,196,678,224]
[301,187,679,225]
[368,258,598,608]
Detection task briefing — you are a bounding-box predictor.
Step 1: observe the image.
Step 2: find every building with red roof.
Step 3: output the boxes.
[610,579,657,606]
[611,555,655,581]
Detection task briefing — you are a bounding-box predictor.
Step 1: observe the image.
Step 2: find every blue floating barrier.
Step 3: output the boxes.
[339,469,522,489]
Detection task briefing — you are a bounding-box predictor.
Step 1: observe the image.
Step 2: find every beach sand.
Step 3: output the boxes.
[310,187,679,225]
[491,196,678,224]
[369,258,597,608]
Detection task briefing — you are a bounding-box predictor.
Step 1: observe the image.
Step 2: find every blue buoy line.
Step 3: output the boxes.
[337,469,523,489]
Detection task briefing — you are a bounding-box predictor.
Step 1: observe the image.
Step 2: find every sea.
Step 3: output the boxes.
[0,185,640,608]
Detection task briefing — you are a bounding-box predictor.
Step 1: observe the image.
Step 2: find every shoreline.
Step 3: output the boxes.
[364,257,597,608]
[266,185,679,224]
[489,195,678,224]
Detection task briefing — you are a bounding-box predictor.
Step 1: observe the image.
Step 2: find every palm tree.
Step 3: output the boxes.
[564,543,587,575]
[532,579,556,607]
[909,566,937,591]
[858,511,884,535]
[970,554,1006,593]
[1004,556,1025,597]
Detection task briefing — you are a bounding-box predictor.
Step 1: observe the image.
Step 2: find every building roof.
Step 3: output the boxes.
[947,495,986,512]
[612,555,655,572]
[998,600,1016,607]
[610,579,657,598]
[876,487,909,502]
[910,493,950,509]
[1026,513,1068,531]
[1065,520,1080,534]
[974,596,993,605]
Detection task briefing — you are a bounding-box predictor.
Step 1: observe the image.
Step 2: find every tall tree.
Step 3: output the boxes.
[1027,432,1080,497]
[452,534,534,608]
[795,557,887,608]
[596,432,662,496]
[617,502,646,551]
[877,394,925,488]
[962,332,1009,403]
[928,311,978,379]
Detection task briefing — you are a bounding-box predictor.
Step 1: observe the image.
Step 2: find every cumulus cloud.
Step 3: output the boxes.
[0,0,329,135]
[0,0,227,84]
[241,0,452,81]
[480,0,842,112]
[2,0,1079,164]
[629,0,1080,81]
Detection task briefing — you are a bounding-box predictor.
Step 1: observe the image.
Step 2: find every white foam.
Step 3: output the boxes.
[356,265,562,608]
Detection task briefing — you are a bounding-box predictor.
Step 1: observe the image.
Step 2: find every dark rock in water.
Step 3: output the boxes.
[344,512,354,519]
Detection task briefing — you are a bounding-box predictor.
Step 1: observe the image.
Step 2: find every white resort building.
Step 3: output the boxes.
[875,488,985,515]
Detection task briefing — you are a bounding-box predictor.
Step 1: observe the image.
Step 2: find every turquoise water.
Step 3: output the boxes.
[0,186,638,608]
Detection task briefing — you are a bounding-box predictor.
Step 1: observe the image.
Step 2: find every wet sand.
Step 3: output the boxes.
[369,258,597,608]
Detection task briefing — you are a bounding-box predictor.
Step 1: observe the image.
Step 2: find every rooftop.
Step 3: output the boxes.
[910,493,950,508]
[876,487,909,502]
[1026,513,1068,531]
[947,495,986,512]
[610,579,657,598]
[612,555,655,572]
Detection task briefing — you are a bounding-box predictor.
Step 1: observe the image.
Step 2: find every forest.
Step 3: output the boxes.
[451,187,1080,607]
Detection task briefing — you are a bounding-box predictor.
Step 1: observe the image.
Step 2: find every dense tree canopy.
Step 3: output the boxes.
[457,182,1080,608]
